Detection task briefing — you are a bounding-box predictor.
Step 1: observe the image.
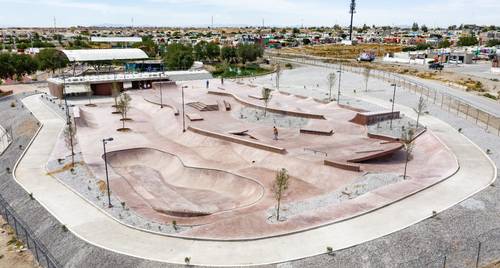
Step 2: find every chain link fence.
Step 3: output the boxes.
[0,191,61,268]
[268,53,500,136]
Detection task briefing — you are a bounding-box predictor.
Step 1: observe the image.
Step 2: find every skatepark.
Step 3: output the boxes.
[1,61,497,266]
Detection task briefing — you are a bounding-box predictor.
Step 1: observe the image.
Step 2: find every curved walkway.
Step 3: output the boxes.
[13,94,496,266]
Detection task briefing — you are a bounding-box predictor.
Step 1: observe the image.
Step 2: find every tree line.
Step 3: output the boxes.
[0,49,68,81]
[163,42,264,70]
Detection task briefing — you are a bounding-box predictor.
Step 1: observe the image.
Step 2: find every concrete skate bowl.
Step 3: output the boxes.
[105,148,264,217]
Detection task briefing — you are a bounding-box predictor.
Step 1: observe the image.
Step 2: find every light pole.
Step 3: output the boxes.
[337,64,343,104]
[102,137,114,208]
[181,86,188,132]
[159,72,164,108]
[390,83,398,129]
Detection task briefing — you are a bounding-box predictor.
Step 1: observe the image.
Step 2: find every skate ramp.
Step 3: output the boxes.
[106,148,264,217]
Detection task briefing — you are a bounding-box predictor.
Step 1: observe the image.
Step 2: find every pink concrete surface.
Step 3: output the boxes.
[70,79,459,240]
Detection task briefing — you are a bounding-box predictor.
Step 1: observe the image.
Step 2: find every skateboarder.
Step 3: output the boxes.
[273,126,279,140]
[206,80,210,89]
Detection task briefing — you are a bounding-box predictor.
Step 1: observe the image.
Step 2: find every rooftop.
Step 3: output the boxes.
[62,48,149,62]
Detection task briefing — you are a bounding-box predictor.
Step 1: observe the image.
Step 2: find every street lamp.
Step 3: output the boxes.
[159,72,164,108]
[390,83,398,129]
[336,64,343,105]
[181,86,188,132]
[102,137,114,208]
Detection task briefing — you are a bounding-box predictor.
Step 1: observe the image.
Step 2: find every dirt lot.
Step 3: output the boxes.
[0,216,38,268]
[282,43,403,60]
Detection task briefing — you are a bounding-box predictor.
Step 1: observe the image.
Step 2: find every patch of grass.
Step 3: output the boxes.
[211,63,272,78]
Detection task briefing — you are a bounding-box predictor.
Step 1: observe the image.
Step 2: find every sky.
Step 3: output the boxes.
[0,0,499,28]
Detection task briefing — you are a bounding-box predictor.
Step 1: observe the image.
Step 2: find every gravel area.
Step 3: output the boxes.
[236,107,309,128]
[46,153,190,235]
[267,173,402,223]
[367,115,424,140]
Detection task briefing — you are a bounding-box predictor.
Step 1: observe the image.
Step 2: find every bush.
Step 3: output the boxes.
[285,63,293,69]
[483,93,497,100]
[10,101,16,108]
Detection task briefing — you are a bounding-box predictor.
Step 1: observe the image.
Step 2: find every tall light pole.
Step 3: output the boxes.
[181,86,188,132]
[349,0,356,41]
[337,64,343,104]
[159,72,164,108]
[102,137,114,208]
[390,83,398,129]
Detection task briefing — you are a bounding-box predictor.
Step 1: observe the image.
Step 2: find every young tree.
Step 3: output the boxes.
[111,81,120,113]
[275,63,282,90]
[327,72,336,101]
[261,87,273,116]
[363,68,371,92]
[116,93,132,131]
[85,83,95,107]
[401,129,416,180]
[414,96,427,129]
[64,118,77,167]
[272,168,290,221]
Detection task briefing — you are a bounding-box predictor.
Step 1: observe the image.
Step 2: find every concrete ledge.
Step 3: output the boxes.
[300,128,334,136]
[188,126,287,154]
[324,159,361,172]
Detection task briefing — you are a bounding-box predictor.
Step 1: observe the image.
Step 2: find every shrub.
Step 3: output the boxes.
[10,101,16,108]
[184,257,191,265]
[483,93,497,100]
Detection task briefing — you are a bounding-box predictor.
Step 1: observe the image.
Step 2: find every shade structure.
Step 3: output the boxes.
[62,48,149,62]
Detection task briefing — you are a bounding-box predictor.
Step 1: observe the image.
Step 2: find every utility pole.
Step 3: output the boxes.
[349,0,356,41]
[53,16,57,35]
[337,64,343,104]
[211,16,214,28]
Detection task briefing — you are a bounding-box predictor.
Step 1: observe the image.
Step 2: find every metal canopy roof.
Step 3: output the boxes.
[62,48,149,62]
[90,37,143,43]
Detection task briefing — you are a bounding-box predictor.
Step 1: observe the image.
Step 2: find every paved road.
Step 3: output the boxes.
[12,92,496,266]
[396,73,500,117]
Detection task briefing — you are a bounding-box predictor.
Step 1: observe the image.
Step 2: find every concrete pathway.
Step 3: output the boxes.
[13,93,496,266]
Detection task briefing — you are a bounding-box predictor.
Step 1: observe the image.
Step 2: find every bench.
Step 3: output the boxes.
[186,113,203,121]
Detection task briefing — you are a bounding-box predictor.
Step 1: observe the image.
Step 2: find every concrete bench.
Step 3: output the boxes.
[324,159,361,172]
[300,128,334,136]
[186,113,203,121]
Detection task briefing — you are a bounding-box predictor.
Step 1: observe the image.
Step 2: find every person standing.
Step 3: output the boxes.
[221,77,224,85]
[206,80,210,89]
[273,126,279,140]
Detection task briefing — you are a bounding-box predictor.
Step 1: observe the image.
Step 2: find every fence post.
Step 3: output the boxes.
[466,105,470,119]
[457,102,460,116]
[443,255,447,268]
[485,114,491,131]
[434,91,437,104]
[476,241,482,268]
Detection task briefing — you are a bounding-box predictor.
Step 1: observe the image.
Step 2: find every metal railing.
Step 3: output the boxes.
[0,194,62,268]
[269,54,500,136]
